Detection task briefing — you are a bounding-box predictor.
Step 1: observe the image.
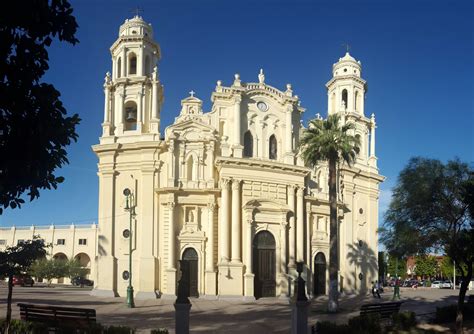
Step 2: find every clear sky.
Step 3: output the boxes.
[1,0,473,231]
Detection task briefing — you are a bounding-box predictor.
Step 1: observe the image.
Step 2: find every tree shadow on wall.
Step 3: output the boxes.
[98,235,108,256]
[346,241,378,295]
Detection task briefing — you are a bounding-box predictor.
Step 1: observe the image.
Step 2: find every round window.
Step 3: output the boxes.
[359,208,363,214]
[257,101,268,112]
[123,229,130,238]
[122,271,130,280]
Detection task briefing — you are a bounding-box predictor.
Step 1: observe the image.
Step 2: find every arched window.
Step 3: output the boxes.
[117,57,121,78]
[355,134,361,156]
[129,53,137,75]
[243,131,253,157]
[124,101,137,131]
[341,89,348,109]
[269,135,277,160]
[354,91,358,111]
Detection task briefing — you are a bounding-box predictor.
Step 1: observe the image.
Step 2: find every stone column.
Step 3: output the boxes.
[231,179,242,262]
[206,203,216,271]
[219,178,231,262]
[168,140,175,187]
[168,202,176,270]
[233,95,243,158]
[244,217,255,300]
[138,45,144,76]
[288,185,296,268]
[370,113,376,157]
[285,106,292,153]
[103,85,110,123]
[137,91,143,132]
[121,47,127,77]
[296,187,304,262]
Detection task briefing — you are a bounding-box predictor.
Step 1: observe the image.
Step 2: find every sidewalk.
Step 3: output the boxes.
[0,285,471,333]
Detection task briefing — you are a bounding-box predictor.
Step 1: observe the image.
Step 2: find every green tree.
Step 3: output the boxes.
[378,251,387,281]
[299,114,360,312]
[0,237,47,329]
[66,259,88,280]
[387,255,406,278]
[0,0,80,214]
[30,258,68,285]
[380,157,473,333]
[414,255,437,278]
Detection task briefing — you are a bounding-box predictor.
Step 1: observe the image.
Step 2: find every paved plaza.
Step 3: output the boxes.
[0,284,472,333]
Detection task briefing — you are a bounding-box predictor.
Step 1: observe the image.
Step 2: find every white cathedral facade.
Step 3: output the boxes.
[90,16,384,300]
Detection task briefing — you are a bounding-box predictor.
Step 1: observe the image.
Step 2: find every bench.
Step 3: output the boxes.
[360,301,403,319]
[467,295,474,305]
[18,303,96,331]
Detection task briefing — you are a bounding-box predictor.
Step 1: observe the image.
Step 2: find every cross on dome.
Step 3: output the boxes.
[132,6,143,18]
[189,90,195,97]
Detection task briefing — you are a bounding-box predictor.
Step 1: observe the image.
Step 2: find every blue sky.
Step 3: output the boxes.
[1,0,473,234]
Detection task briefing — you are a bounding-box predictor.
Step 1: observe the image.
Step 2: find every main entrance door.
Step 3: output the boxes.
[182,248,199,297]
[313,252,326,296]
[253,231,276,299]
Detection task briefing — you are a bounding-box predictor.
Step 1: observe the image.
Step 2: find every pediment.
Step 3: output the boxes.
[165,119,217,142]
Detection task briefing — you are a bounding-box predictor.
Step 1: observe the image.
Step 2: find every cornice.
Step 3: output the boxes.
[325,75,366,89]
[216,157,310,176]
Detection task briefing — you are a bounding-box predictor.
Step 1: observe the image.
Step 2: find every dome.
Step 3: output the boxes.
[119,15,154,38]
[332,52,362,78]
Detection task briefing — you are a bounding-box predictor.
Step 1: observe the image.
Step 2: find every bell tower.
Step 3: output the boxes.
[326,52,377,167]
[101,15,163,141]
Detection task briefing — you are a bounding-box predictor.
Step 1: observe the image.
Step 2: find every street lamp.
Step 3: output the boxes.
[123,188,135,308]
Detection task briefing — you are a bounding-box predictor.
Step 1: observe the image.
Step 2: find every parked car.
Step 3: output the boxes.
[442,280,453,289]
[71,277,93,287]
[12,275,34,287]
[431,280,442,288]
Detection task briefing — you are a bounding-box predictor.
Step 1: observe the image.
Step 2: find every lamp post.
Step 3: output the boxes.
[123,188,135,308]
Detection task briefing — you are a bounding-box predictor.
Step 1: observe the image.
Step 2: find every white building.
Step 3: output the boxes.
[0,15,384,299]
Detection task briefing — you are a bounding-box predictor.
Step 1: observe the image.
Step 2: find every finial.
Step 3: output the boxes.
[342,42,350,53]
[258,68,265,84]
[152,66,158,80]
[217,80,222,87]
[189,90,195,98]
[105,72,111,84]
[132,6,143,18]
[371,113,376,123]
[316,113,322,120]
[233,73,241,87]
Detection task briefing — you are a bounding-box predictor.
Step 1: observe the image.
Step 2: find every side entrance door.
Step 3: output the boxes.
[182,248,199,297]
[253,231,276,299]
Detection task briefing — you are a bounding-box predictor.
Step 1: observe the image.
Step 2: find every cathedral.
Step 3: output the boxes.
[91,15,384,300]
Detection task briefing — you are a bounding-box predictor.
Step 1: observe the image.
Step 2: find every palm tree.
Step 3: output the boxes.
[299,114,360,312]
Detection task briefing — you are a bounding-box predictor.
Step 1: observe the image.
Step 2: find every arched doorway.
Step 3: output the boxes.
[74,253,91,277]
[253,231,276,299]
[182,248,199,297]
[53,253,68,284]
[313,252,326,296]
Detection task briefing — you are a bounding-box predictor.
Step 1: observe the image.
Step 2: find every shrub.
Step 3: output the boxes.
[0,319,48,334]
[392,311,417,330]
[435,304,458,323]
[348,314,382,334]
[151,329,169,334]
[312,321,350,334]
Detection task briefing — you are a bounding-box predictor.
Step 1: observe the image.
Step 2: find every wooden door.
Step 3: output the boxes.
[182,248,199,297]
[313,252,326,296]
[253,231,276,299]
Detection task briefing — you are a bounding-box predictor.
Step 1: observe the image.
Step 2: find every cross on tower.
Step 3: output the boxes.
[132,6,143,17]
[342,43,350,53]
[189,90,195,97]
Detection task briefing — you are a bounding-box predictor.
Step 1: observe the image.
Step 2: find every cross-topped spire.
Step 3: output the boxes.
[342,42,350,53]
[131,6,143,18]
[189,90,195,97]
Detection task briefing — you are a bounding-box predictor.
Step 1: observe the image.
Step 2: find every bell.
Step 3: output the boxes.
[125,108,137,122]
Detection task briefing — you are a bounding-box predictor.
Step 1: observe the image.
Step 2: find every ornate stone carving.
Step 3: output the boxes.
[221,178,231,190]
[231,179,241,191]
